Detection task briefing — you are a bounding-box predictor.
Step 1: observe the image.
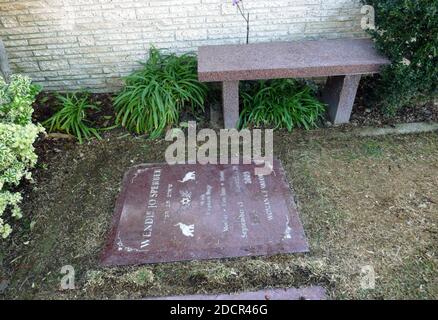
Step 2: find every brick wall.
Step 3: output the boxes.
[0,0,366,92]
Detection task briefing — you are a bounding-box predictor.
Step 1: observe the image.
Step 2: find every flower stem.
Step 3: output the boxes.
[246,13,250,44]
[236,3,250,44]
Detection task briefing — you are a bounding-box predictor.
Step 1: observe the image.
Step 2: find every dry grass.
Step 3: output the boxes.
[1,128,437,299]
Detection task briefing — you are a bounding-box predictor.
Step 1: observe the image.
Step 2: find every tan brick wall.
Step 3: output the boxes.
[0,0,366,92]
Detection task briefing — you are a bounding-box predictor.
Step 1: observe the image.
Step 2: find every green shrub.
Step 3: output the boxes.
[0,75,44,239]
[239,79,326,130]
[43,93,101,144]
[0,75,41,125]
[362,0,437,114]
[114,47,207,139]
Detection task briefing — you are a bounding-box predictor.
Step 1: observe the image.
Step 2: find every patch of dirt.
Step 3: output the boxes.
[87,93,116,128]
[1,128,437,300]
[349,79,438,127]
[32,92,116,128]
[350,101,438,127]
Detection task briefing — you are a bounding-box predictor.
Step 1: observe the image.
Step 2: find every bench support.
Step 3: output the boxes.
[322,75,361,125]
[222,81,239,129]
[221,75,362,128]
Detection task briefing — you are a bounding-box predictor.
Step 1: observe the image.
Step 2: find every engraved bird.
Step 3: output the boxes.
[175,223,195,237]
[179,171,196,183]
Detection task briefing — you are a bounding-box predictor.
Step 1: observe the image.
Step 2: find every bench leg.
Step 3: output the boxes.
[322,75,361,125]
[222,81,239,129]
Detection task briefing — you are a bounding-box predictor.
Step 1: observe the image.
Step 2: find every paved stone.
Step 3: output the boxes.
[101,160,308,266]
[357,122,438,137]
[147,286,326,300]
[209,101,223,130]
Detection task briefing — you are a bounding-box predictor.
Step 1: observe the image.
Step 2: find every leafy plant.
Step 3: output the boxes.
[239,79,326,130]
[361,0,438,114]
[0,75,44,239]
[43,93,101,144]
[114,47,207,139]
[0,75,41,125]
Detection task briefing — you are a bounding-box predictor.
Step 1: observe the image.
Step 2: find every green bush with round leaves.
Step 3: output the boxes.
[362,0,437,114]
[0,75,44,239]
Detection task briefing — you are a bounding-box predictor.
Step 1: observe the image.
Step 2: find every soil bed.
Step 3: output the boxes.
[348,78,438,127]
[32,87,438,132]
[350,100,438,127]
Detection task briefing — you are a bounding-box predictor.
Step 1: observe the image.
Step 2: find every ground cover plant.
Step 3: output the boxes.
[43,93,102,144]
[239,79,326,130]
[114,47,207,139]
[362,0,437,114]
[0,75,44,238]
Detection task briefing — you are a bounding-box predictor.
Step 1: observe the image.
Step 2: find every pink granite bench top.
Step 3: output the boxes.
[198,38,390,82]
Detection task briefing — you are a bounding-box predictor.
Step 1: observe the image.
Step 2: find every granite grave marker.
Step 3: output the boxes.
[146,286,326,300]
[101,159,308,266]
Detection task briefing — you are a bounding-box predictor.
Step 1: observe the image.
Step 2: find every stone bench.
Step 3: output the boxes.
[198,38,390,128]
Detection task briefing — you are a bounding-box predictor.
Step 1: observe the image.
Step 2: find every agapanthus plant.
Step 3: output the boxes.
[232,0,250,44]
